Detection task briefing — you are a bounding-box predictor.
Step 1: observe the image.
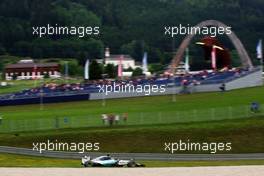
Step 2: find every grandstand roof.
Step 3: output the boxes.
[5,63,59,69]
[105,55,134,61]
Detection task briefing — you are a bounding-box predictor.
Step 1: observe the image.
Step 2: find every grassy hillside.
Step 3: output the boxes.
[0,0,263,65]
[0,86,263,154]
[0,86,263,132]
[0,118,263,153]
[1,86,264,121]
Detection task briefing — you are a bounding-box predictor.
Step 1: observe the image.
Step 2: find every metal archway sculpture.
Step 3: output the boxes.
[170,20,253,72]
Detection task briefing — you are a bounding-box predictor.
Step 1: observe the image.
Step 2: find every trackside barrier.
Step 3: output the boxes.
[0,104,263,133]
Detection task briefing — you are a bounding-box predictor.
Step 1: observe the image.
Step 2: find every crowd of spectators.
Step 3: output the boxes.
[0,68,252,100]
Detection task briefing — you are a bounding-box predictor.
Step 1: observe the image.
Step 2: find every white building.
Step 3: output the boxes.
[105,55,136,69]
[98,48,137,69]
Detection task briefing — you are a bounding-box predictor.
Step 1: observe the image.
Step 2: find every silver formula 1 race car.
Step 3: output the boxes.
[81,155,145,167]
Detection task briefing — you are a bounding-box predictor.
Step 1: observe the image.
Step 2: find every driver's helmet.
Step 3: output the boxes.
[84,156,90,160]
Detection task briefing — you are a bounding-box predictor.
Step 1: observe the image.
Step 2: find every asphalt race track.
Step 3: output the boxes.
[0,146,264,161]
[1,166,264,176]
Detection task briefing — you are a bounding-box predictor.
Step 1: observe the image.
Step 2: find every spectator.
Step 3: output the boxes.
[115,114,120,125]
[101,114,108,125]
[219,83,226,92]
[108,114,114,126]
[181,79,189,94]
[122,113,128,123]
[250,102,260,113]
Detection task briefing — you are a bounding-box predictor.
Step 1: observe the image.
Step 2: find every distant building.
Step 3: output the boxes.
[175,61,188,75]
[105,54,136,69]
[164,61,188,76]
[4,61,60,80]
[97,48,137,69]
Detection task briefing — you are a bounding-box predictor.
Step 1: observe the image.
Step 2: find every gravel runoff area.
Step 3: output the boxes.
[0,166,263,176]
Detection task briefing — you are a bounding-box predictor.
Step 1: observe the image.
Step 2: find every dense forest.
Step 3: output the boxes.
[0,0,263,68]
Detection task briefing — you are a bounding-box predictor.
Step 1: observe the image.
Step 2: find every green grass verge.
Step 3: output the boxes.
[0,117,263,153]
[0,87,264,132]
[1,86,264,121]
[0,86,264,133]
[0,153,80,167]
[0,153,263,167]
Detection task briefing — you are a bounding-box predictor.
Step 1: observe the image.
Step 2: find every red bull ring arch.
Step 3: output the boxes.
[170,20,253,72]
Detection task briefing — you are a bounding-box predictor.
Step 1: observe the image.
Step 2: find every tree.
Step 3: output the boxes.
[76,51,89,66]
[149,63,164,74]
[0,61,3,72]
[104,63,117,78]
[132,67,143,77]
[12,74,17,80]
[124,67,133,72]
[121,40,147,62]
[44,73,50,79]
[89,60,102,80]
[0,44,6,55]
[60,60,83,76]
[0,0,263,66]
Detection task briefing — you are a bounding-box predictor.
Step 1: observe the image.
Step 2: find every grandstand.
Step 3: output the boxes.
[0,66,262,106]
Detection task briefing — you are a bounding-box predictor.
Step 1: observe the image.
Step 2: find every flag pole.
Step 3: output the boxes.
[118,55,123,79]
[260,39,263,74]
[260,42,263,84]
[172,40,177,103]
[33,64,37,87]
[185,47,189,72]
[211,46,217,71]
[257,39,263,78]
[64,61,69,84]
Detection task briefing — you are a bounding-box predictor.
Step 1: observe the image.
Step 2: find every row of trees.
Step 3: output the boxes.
[0,0,263,68]
[61,60,146,80]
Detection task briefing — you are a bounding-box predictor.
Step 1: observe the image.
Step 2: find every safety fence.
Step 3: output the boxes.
[0,104,263,133]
